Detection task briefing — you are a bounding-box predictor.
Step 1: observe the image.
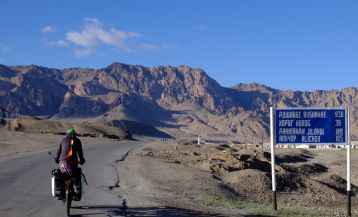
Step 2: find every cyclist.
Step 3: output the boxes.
[55,128,85,199]
[55,128,86,169]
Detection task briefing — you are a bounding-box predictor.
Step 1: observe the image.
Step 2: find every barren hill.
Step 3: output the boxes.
[0,62,357,140]
[0,115,132,140]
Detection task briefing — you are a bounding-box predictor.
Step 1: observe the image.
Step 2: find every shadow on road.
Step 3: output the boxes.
[71,205,228,217]
[244,215,273,217]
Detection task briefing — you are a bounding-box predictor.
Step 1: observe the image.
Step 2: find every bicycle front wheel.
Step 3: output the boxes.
[66,189,72,216]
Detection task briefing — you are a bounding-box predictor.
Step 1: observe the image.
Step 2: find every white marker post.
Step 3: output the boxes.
[347,107,351,217]
[270,107,277,210]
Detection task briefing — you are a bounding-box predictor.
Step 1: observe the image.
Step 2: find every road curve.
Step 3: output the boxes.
[0,140,145,217]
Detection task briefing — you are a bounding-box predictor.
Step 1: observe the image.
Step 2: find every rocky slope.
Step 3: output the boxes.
[0,115,132,140]
[0,62,357,140]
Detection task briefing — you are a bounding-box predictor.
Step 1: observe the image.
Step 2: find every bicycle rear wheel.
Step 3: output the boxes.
[66,189,72,216]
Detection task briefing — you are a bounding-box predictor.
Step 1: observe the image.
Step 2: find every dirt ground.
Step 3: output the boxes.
[0,115,133,156]
[116,141,358,216]
[0,129,119,157]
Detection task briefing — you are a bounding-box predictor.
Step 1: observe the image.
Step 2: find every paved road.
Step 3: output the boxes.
[0,140,145,217]
[0,139,225,217]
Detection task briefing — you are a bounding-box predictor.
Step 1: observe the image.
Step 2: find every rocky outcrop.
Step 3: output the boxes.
[0,62,357,139]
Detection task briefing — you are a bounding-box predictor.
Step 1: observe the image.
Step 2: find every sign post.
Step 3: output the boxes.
[347,108,351,217]
[270,107,349,214]
[270,107,277,210]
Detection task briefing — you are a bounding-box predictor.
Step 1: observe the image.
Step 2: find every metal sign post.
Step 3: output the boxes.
[270,107,349,214]
[347,108,351,217]
[270,107,277,210]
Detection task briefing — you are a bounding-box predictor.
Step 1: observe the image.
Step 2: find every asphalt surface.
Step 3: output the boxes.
[0,139,145,217]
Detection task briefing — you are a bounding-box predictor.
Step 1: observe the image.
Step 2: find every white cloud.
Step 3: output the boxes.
[66,30,98,48]
[66,17,140,50]
[46,40,68,47]
[47,17,169,57]
[74,49,93,58]
[42,25,57,33]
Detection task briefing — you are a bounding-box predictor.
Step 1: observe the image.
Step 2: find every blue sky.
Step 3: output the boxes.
[0,0,357,90]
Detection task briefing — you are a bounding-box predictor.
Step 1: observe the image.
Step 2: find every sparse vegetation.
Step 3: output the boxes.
[126,142,358,216]
[200,195,341,216]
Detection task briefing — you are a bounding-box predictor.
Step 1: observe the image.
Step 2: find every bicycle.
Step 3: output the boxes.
[49,152,88,217]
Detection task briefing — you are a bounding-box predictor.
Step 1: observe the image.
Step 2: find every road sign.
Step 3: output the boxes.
[270,107,351,215]
[275,108,347,144]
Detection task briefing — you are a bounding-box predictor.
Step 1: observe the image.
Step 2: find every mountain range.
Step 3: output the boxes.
[0,62,357,141]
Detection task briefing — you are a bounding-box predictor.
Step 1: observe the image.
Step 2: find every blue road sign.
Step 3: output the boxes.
[275,108,347,144]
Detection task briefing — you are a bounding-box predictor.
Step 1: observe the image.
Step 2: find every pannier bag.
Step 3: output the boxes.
[73,167,82,201]
[51,169,64,197]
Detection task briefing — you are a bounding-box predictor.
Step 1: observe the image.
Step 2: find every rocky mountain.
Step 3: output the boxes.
[0,62,357,140]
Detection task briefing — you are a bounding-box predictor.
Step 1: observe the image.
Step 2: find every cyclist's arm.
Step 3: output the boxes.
[77,139,85,164]
[55,142,62,162]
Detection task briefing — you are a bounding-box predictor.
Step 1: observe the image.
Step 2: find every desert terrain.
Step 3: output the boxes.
[1,62,358,141]
[1,62,358,216]
[2,0,358,215]
[0,115,132,156]
[2,116,358,216]
[115,140,358,217]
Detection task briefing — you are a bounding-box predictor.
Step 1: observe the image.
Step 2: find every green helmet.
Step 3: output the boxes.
[67,128,76,135]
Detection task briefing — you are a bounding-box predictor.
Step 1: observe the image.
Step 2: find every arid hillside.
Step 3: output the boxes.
[0,62,357,140]
[0,115,132,140]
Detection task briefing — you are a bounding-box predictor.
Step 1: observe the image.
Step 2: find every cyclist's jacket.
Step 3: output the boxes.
[55,134,85,165]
